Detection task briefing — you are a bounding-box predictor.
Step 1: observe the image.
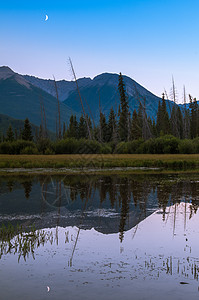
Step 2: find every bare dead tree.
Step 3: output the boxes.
[183,85,190,139]
[172,76,177,104]
[55,114,58,140]
[69,181,95,266]
[164,88,172,117]
[183,85,186,108]
[170,77,179,138]
[68,58,92,140]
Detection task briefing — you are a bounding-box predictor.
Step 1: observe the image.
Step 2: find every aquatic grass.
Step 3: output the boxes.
[0,223,57,262]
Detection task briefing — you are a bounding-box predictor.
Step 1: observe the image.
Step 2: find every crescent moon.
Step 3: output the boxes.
[47,286,50,292]
[45,15,49,21]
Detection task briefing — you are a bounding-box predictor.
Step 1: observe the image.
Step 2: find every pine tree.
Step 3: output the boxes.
[6,124,14,142]
[99,112,108,143]
[147,117,153,137]
[118,73,129,141]
[156,94,171,136]
[190,96,198,138]
[131,109,142,140]
[78,114,87,139]
[22,118,33,141]
[161,94,171,134]
[66,115,78,138]
[108,107,117,142]
[183,109,190,139]
[152,118,158,137]
[156,100,162,135]
[170,106,179,138]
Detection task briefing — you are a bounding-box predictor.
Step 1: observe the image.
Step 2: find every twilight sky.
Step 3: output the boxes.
[1,0,199,102]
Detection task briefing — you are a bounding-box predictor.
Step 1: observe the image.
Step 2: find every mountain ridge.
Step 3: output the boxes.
[0,66,176,131]
[24,74,92,101]
[0,67,75,133]
[23,70,170,121]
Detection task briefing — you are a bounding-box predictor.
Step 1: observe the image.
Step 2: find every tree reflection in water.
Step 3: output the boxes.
[1,206,199,283]
[1,175,199,267]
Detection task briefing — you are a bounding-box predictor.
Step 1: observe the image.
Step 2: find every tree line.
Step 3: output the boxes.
[65,73,199,143]
[1,73,199,154]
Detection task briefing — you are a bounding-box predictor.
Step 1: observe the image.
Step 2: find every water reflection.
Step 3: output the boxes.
[1,175,199,237]
[1,203,199,283]
[0,224,52,262]
[0,175,199,299]
[1,174,199,299]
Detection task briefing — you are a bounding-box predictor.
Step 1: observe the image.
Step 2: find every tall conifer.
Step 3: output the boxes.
[78,114,87,139]
[22,118,33,141]
[108,107,117,142]
[131,109,142,140]
[6,124,14,142]
[118,73,129,141]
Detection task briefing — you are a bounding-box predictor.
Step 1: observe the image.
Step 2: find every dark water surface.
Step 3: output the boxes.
[1,173,199,299]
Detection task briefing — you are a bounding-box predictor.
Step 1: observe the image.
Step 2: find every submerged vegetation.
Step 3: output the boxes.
[0,223,46,261]
[0,222,62,262]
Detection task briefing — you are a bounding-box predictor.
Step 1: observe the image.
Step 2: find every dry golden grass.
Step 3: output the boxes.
[0,154,199,170]
[1,153,199,161]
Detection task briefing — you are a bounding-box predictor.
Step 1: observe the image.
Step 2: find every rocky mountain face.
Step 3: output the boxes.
[0,67,75,133]
[0,66,31,89]
[24,71,170,121]
[62,73,174,121]
[24,75,91,101]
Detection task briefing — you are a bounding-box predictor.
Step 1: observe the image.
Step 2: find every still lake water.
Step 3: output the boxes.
[1,173,199,299]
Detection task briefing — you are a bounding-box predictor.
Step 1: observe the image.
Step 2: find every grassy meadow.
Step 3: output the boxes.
[0,154,199,174]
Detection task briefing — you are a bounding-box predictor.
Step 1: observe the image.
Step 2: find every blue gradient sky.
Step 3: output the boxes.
[1,0,199,101]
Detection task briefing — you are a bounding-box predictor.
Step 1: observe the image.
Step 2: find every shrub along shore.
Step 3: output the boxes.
[1,135,199,156]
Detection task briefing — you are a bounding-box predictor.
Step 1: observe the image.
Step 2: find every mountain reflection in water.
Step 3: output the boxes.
[0,174,199,300]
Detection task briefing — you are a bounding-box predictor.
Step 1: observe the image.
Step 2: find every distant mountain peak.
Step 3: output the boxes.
[23,74,92,101]
[0,66,15,80]
[92,73,119,86]
[0,66,31,89]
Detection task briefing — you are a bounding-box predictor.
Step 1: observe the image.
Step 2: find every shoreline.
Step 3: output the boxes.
[0,166,199,176]
[1,154,199,175]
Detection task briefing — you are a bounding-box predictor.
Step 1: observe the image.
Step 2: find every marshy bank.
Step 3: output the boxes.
[1,154,199,174]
